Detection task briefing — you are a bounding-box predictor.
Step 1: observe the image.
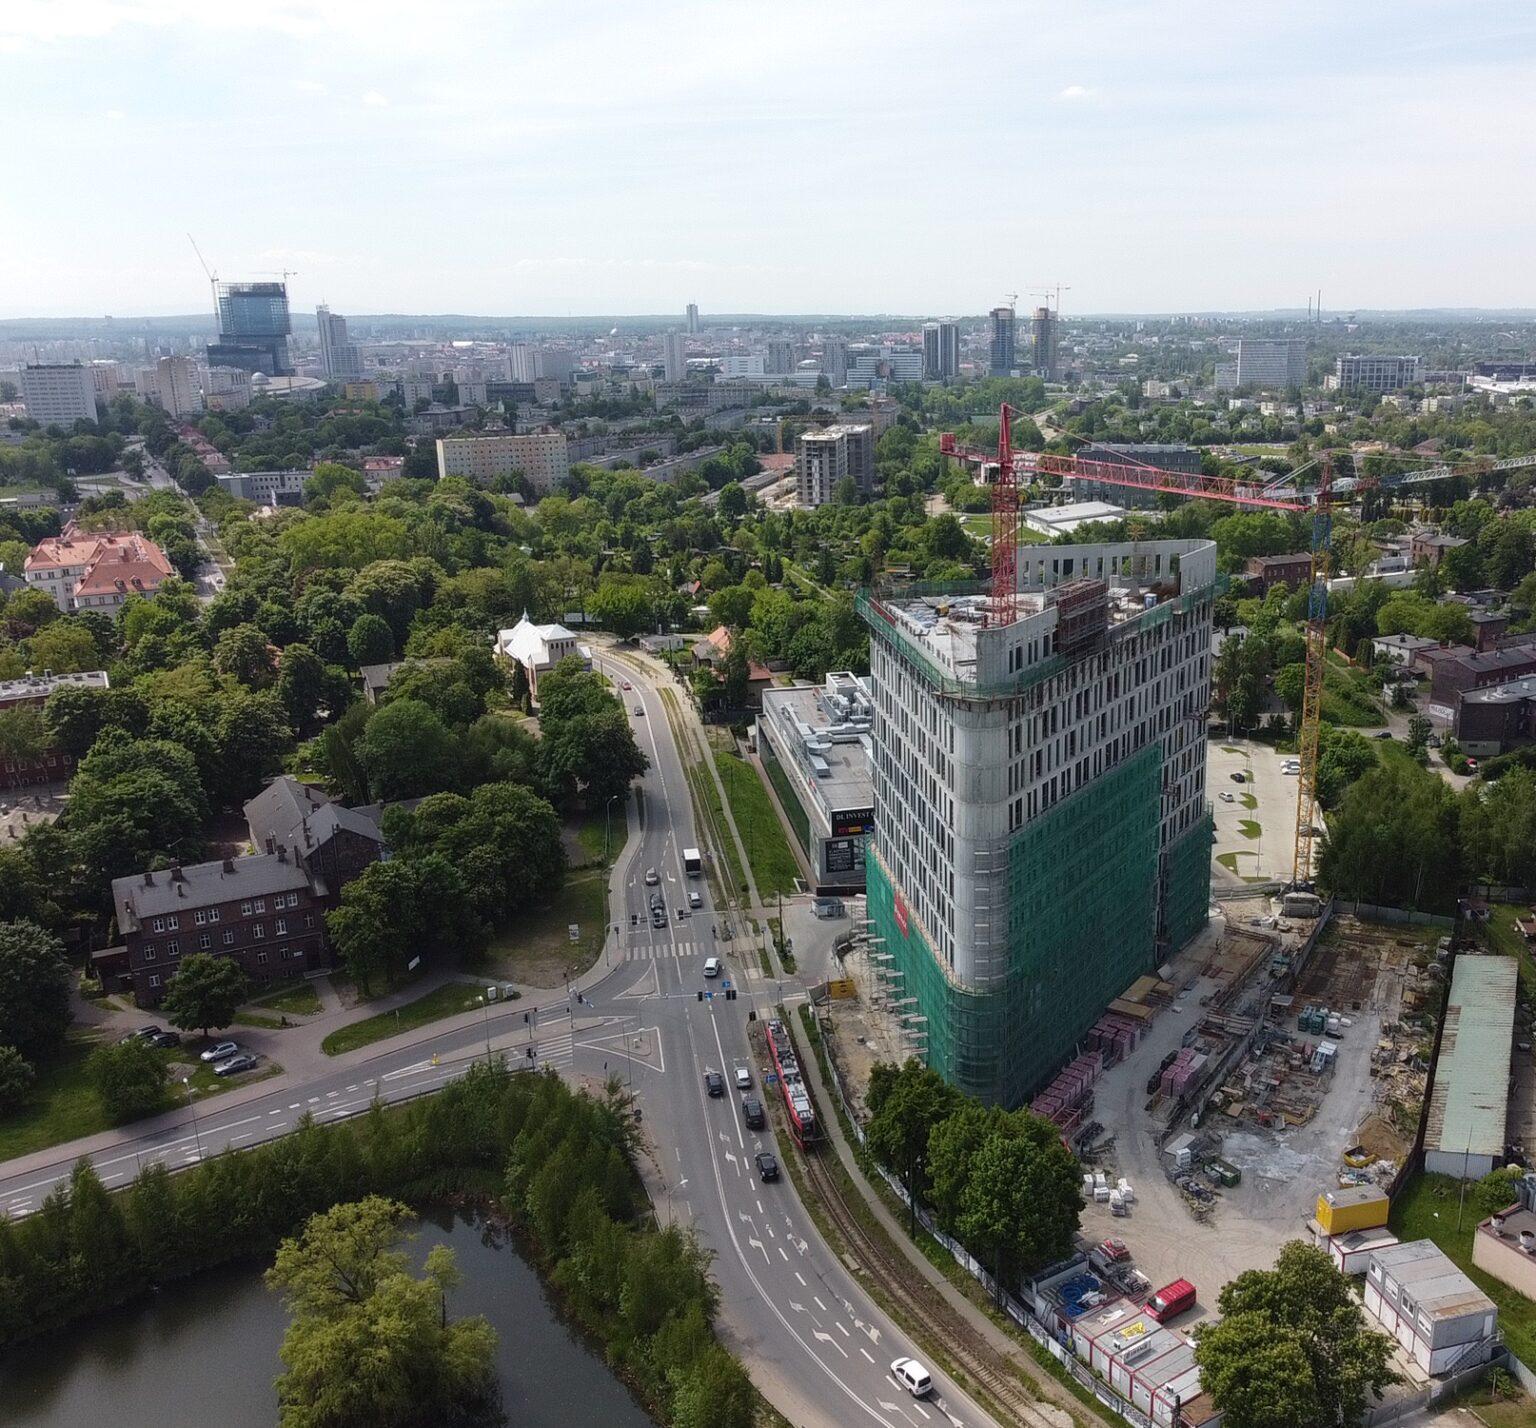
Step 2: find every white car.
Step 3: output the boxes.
[890,1357,933,1398]
[734,1066,751,1090]
[1281,761,1300,776]
[644,867,659,886]
[1218,791,1235,803]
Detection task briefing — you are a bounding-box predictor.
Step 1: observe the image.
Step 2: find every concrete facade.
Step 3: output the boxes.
[796,423,874,507]
[20,363,98,426]
[436,430,570,493]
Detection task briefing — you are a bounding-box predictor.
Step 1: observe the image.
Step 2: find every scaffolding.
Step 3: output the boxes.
[1162,810,1214,954]
[866,743,1165,1107]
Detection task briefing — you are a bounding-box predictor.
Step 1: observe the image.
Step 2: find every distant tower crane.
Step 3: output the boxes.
[187,233,219,326]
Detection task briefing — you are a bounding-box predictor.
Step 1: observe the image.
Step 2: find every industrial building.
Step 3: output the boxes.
[757,673,874,891]
[796,423,874,507]
[1022,501,1129,537]
[1424,954,1516,1179]
[436,430,570,493]
[860,537,1217,1107]
[1336,354,1423,393]
[1364,1241,1499,1377]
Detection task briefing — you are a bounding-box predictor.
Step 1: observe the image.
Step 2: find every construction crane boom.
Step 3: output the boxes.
[992,403,1020,624]
[187,233,219,326]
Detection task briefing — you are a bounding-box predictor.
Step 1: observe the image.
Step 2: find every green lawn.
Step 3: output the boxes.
[1392,1173,1536,1368]
[1239,792,1258,810]
[1484,905,1536,998]
[714,750,802,898]
[485,870,609,987]
[0,1030,273,1160]
[250,981,323,1016]
[321,981,495,1056]
[1237,819,1262,840]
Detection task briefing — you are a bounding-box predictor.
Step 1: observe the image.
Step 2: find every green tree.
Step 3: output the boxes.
[354,697,460,800]
[160,953,251,1038]
[587,575,656,639]
[1406,714,1431,757]
[0,705,49,763]
[211,622,277,688]
[87,1038,167,1121]
[0,920,72,1061]
[1196,1242,1396,1428]
[346,612,395,667]
[265,1196,497,1428]
[865,1059,962,1233]
[0,1044,35,1113]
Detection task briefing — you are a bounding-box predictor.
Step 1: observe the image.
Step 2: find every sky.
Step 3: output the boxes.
[3,1,1535,320]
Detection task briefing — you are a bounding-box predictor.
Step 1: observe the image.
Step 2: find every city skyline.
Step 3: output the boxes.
[3,2,1535,319]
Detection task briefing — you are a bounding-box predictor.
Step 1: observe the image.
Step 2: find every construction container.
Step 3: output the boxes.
[1282,891,1323,918]
[1208,1159,1241,1187]
[1166,1132,1199,1170]
[1311,1039,1338,1074]
[1316,1185,1390,1236]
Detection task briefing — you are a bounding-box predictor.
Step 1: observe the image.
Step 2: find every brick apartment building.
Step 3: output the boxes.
[1426,645,1536,708]
[1246,552,1314,593]
[108,775,397,1006]
[0,669,109,790]
[1455,675,1536,756]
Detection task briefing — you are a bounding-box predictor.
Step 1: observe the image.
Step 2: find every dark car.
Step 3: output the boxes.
[704,1070,724,1097]
[213,1053,258,1077]
[146,1031,181,1049]
[755,1151,780,1182]
[1229,771,1247,783]
[742,1097,765,1129]
[120,1025,164,1044]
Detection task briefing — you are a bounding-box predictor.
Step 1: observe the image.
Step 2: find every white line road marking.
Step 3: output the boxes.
[795,1272,807,1286]
[288,1103,301,1110]
[346,1085,358,1092]
[268,1109,283,1116]
[860,1347,875,1363]
[757,1199,764,1214]
[778,1246,789,1261]
[912,1403,931,1420]
[836,1322,850,1336]
[814,1296,828,1312]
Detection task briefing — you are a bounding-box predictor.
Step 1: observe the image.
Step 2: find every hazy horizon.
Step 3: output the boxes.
[4,2,1535,320]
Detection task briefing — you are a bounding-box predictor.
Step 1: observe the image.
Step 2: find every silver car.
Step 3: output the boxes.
[200,1040,240,1063]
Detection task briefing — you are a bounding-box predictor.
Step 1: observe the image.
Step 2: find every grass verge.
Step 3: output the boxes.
[485,870,609,988]
[1239,792,1258,810]
[0,1030,276,1160]
[249,981,323,1017]
[714,749,801,897]
[321,981,493,1056]
[1237,819,1262,840]
[1391,1171,1536,1367]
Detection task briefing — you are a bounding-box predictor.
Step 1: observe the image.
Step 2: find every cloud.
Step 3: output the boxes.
[1058,84,1095,101]
[104,107,125,121]
[362,89,388,107]
[292,78,328,94]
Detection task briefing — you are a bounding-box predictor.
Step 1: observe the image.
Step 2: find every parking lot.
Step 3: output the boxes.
[1207,738,1301,886]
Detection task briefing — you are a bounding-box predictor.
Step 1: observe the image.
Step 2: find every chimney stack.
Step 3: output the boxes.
[265,836,275,854]
[143,870,154,887]
[222,857,234,874]
[170,864,184,882]
[276,845,287,863]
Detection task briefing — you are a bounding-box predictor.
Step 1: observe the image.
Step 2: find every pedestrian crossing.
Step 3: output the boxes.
[514,1028,573,1069]
[623,939,708,962]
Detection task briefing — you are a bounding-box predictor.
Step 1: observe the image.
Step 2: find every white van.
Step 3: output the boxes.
[703,957,721,978]
[890,1357,932,1397]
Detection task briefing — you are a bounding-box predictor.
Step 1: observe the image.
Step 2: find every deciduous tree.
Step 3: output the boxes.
[0,920,72,1061]
[160,953,250,1038]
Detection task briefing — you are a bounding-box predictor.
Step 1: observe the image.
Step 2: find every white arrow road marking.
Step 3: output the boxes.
[814,1330,848,1358]
[748,1237,770,1264]
[860,1321,882,1344]
[789,1301,805,1314]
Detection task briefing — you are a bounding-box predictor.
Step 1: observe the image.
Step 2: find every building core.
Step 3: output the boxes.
[859,538,1217,1106]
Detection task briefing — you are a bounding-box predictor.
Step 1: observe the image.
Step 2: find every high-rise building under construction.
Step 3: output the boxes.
[1030,305,1059,380]
[989,306,1016,376]
[859,538,1217,1107]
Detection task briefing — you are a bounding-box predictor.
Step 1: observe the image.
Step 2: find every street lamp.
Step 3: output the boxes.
[479,994,493,1062]
[180,1074,204,1161]
[604,792,620,865]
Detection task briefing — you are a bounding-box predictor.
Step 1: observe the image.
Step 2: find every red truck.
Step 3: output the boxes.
[1146,1278,1197,1323]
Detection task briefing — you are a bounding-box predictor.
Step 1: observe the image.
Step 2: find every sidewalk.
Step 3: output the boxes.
[795,1016,1091,1428]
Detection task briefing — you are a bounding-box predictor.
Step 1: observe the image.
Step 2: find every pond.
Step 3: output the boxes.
[2,1205,656,1427]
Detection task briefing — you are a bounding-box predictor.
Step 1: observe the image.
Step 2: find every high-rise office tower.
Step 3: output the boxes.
[507,343,535,382]
[1230,338,1306,390]
[142,355,202,417]
[860,538,1217,1106]
[208,281,292,376]
[822,336,848,388]
[19,363,98,426]
[663,330,687,382]
[1031,307,1059,381]
[766,339,795,374]
[923,322,960,381]
[686,303,700,335]
[316,305,362,381]
[989,306,1016,376]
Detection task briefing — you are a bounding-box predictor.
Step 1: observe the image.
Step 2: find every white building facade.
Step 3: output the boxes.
[436,431,570,493]
[20,363,98,426]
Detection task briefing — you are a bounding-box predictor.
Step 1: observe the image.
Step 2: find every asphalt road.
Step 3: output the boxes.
[0,650,998,1428]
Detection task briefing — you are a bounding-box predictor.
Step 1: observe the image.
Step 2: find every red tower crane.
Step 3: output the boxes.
[991,402,1020,624]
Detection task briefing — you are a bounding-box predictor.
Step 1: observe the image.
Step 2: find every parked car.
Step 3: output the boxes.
[1218,791,1235,803]
[704,1070,724,1097]
[1374,730,1393,740]
[146,1031,181,1049]
[213,1053,258,1077]
[890,1357,932,1398]
[742,1097,765,1129]
[121,1025,164,1044]
[1146,1278,1197,1323]
[1229,771,1247,783]
[755,1151,780,1182]
[200,1040,240,1063]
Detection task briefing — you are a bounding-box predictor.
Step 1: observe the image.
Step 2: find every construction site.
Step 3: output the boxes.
[824,905,1447,1308]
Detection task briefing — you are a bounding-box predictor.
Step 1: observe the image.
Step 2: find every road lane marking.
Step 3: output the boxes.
[779,1246,789,1261]
[861,1347,875,1363]
[814,1296,827,1311]
[795,1272,807,1286]
[813,1330,848,1358]
[836,1322,850,1336]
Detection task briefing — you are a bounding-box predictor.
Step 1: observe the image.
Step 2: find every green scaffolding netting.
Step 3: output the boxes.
[1162,809,1214,953]
[868,742,1165,1107]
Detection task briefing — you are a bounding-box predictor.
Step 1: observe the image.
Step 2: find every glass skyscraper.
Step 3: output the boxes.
[208,281,292,376]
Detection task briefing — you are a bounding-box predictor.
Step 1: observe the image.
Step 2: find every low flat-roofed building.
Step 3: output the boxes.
[1071,1300,1210,1427]
[216,469,309,506]
[1372,633,1439,667]
[1364,1240,1499,1377]
[757,672,873,891]
[1022,501,1129,537]
[1425,955,1516,1179]
[1456,674,1536,756]
[1473,1205,1536,1299]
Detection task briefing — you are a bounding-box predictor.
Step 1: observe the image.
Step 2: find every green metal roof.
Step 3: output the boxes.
[1426,955,1517,1161]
